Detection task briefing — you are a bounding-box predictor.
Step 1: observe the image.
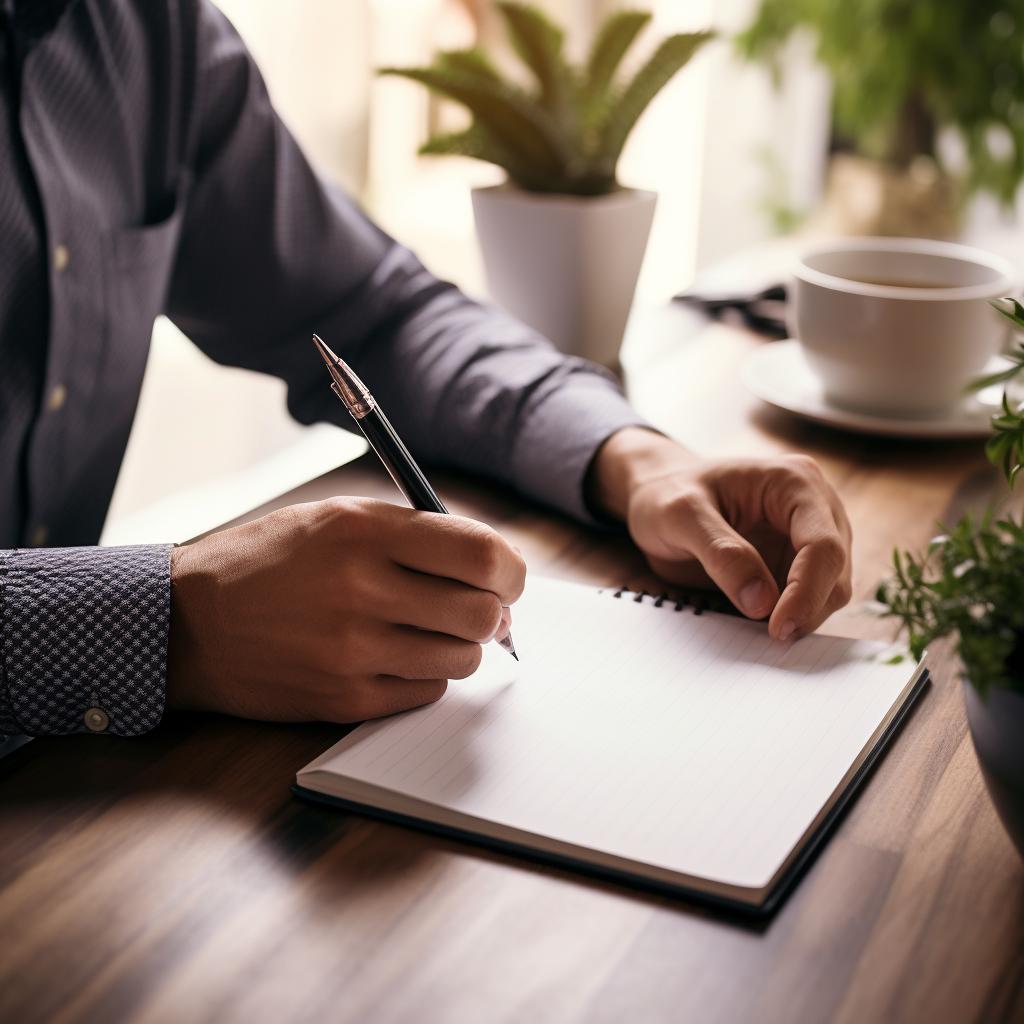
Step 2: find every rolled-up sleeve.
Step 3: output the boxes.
[0,545,172,737]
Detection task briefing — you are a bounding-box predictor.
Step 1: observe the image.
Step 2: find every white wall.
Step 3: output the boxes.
[107,2,375,533]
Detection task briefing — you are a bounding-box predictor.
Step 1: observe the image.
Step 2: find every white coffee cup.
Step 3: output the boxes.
[790,237,1018,418]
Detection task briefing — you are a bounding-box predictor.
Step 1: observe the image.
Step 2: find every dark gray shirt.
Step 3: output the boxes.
[0,0,644,737]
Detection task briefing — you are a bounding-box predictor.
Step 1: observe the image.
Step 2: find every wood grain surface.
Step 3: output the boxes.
[2,311,1023,1024]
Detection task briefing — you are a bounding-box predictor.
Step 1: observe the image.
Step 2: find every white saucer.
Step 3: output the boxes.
[741,340,1008,439]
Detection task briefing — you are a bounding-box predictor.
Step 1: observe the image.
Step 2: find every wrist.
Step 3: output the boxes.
[587,427,699,521]
[167,542,210,711]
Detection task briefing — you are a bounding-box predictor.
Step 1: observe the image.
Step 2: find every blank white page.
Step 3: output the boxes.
[299,576,917,893]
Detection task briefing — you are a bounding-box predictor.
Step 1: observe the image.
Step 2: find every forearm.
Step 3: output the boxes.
[349,272,653,523]
[167,5,650,526]
[0,545,171,736]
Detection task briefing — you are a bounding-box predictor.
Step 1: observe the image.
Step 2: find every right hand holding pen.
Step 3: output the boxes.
[166,497,526,723]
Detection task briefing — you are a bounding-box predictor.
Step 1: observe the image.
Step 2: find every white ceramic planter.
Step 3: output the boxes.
[471,185,657,369]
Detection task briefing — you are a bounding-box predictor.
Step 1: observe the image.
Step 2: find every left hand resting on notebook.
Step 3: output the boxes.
[588,428,852,640]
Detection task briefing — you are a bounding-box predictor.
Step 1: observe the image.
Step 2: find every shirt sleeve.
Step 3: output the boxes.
[0,545,171,737]
[166,2,649,525]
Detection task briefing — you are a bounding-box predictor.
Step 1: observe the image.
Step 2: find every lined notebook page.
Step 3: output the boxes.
[300,576,915,891]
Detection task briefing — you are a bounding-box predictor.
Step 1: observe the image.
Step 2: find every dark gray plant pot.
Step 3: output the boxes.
[963,681,1024,859]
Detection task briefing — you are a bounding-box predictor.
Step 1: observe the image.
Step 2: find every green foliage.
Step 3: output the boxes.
[753,143,809,233]
[379,4,712,195]
[585,10,652,103]
[738,0,1024,205]
[877,298,1024,691]
[876,516,1024,694]
[986,393,1024,486]
[975,299,1024,486]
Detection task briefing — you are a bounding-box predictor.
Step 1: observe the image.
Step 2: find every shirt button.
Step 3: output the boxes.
[30,525,49,546]
[53,243,70,272]
[46,384,68,412]
[84,707,110,733]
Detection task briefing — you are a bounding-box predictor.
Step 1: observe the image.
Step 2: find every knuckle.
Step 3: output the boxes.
[319,495,391,535]
[310,496,362,540]
[464,592,504,643]
[508,550,528,601]
[814,534,847,573]
[784,453,822,477]
[447,643,484,680]
[465,523,514,582]
[349,573,382,609]
[834,577,854,606]
[664,488,706,519]
[478,532,509,579]
[707,536,752,570]
[318,495,358,523]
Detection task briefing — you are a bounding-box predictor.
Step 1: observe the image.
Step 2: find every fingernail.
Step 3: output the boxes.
[777,620,796,641]
[739,580,771,618]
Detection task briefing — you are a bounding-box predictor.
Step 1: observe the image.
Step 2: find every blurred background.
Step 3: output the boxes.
[104,0,1024,539]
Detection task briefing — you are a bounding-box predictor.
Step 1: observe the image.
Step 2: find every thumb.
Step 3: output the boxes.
[667,497,780,619]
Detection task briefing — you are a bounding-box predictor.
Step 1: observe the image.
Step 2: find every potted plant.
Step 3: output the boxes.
[737,0,1024,238]
[876,298,1024,857]
[380,4,711,369]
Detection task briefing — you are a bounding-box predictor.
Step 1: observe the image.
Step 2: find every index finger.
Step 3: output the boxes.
[767,497,849,639]
[384,509,527,606]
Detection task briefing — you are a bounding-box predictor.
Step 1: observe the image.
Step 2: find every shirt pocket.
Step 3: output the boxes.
[107,184,187,322]
[100,190,187,403]
[109,192,187,278]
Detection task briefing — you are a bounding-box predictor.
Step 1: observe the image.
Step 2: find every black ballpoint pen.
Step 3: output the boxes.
[312,334,518,661]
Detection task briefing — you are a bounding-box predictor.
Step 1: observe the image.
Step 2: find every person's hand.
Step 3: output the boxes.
[589,428,852,640]
[167,497,526,722]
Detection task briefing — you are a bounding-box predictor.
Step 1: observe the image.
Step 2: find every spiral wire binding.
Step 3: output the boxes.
[609,584,734,617]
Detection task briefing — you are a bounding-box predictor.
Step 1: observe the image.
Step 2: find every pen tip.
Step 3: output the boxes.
[497,633,518,661]
[312,333,342,366]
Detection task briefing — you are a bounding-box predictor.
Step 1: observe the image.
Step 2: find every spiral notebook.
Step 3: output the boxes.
[295,576,927,913]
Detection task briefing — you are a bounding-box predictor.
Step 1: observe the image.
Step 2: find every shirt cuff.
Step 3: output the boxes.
[0,545,172,737]
[508,363,652,525]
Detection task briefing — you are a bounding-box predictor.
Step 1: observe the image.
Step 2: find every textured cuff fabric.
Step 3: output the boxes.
[0,545,172,737]
[509,369,652,525]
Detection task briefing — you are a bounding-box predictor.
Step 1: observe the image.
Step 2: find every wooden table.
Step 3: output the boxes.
[3,309,1023,1024]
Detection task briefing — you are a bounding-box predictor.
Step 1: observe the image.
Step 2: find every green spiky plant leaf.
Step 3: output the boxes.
[499,3,571,119]
[596,32,712,167]
[377,66,569,180]
[434,48,503,83]
[379,5,712,196]
[585,10,652,102]
[876,297,1024,693]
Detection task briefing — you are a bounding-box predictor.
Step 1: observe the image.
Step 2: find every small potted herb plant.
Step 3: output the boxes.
[876,298,1024,857]
[380,4,711,368]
